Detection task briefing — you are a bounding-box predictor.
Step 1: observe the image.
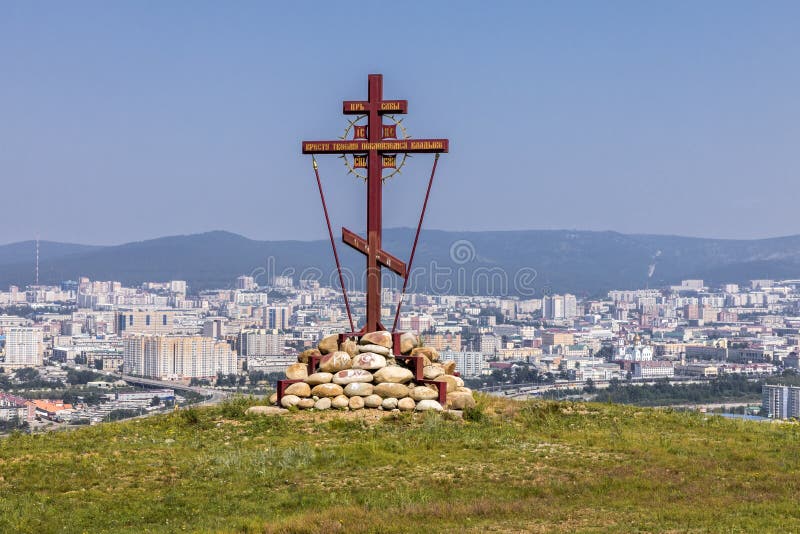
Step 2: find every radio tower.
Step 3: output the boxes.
[35,236,39,286]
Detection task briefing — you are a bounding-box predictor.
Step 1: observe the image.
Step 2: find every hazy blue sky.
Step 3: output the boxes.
[1,1,798,245]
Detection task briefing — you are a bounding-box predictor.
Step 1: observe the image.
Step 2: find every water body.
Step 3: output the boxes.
[715,413,772,422]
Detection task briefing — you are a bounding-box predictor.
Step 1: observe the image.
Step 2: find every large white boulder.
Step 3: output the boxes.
[331,369,374,385]
[351,352,387,370]
[373,366,414,384]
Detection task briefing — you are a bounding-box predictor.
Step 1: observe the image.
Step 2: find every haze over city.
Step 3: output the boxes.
[2,1,799,245]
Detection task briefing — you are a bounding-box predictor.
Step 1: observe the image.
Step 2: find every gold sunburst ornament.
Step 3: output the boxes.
[338,114,412,182]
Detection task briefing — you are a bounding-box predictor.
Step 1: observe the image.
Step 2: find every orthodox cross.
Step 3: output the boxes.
[302,74,448,333]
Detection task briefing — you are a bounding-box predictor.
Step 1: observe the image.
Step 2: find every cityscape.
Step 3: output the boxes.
[3,268,800,431]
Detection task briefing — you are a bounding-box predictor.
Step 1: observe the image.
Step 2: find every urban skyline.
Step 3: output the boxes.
[1,269,798,428]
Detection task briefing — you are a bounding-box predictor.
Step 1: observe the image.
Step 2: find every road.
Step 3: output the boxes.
[0,368,234,438]
[114,373,230,406]
[64,363,232,406]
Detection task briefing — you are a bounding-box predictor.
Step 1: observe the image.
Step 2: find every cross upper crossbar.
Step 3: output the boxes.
[300,74,447,332]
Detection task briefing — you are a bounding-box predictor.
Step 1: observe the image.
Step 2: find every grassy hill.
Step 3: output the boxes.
[1,396,799,533]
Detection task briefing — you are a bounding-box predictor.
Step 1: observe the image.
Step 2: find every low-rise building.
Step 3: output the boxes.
[249,354,296,373]
[675,363,718,378]
[653,342,687,359]
[0,393,34,423]
[784,352,800,369]
[727,347,770,363]
[32,399,73,420]
[632,360,675,379]
[541,331,575,349]
[718,363,775,376]
[685,345,726,361]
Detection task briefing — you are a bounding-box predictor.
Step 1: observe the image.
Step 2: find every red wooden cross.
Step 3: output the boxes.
[302,74,448,333]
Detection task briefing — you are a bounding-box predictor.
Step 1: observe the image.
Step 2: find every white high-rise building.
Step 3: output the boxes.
[236,276,256,291]
[543,295,563,320]
[238,329,285,357]
[263,306,291,330]
[680,279,705,290]
[238,329,288,370]
[543,294,578,320]
[170,280,187,295]
[3,327,44,367]
[564,294,577,318]
[762,385,800,419]
[123,335,237,380]
[443,350,487,378]
[202,318,226,339]
[479,334,499,354]
[272,276,293,288]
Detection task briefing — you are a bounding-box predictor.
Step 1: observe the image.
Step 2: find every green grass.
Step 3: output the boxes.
[1,395,800,533]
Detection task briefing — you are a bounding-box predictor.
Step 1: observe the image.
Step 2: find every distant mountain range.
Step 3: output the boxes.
[2,229,800,297]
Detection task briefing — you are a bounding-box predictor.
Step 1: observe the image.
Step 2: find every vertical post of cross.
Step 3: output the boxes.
[366,74,383,333]
[301,74,448,334]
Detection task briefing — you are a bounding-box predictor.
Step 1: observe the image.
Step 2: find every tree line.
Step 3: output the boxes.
[589,375,762,406]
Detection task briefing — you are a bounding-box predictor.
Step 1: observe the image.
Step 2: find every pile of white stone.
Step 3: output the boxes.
[270,331,476,413]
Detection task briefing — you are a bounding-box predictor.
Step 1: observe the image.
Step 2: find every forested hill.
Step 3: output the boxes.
[1,229,800,296]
